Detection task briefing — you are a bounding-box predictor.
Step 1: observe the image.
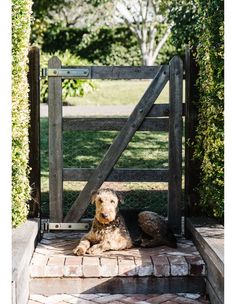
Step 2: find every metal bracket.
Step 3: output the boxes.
[41,68,91,79]
[41,219,91,232]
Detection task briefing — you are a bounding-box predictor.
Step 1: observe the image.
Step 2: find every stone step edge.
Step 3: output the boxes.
[30,276,206,296]
[30,254,206,278]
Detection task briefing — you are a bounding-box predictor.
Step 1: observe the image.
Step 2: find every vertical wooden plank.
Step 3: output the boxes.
[48,56,63,222]
[28,46,41,218]
[168,56,183,234]
[184,47,201,220]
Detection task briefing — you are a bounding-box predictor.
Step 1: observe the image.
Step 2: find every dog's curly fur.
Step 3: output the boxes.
[73,188,176,255]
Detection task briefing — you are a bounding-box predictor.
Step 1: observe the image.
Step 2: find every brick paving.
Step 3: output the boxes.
[28,293,209,304]
[30,232,206,279]
[29,232,208,301]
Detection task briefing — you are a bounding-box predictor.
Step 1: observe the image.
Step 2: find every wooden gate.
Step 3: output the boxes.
[47,56,183,233]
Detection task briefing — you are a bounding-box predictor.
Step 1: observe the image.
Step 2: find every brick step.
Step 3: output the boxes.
[30,232,207,295]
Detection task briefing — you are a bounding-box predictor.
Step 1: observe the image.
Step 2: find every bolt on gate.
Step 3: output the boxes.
[46,56,184,234]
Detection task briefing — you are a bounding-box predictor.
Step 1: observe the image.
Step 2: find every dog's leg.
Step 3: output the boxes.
[73,236,91,255]
[87,242,109,255]
[87,235,133,255]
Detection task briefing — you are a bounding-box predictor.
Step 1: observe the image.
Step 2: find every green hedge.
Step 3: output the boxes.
[169,0,224,219]
[194,0,224,218]
[12,0,32,227]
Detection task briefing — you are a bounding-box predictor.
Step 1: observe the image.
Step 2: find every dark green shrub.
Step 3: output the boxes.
[12,0,32,227]
[41,25,176,66]
[169,0,224,219]
[194,0,224,218]
[40,51,96,103]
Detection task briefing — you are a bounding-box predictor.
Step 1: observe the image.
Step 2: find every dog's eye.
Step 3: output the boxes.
[98,198,103,203]
[111,200,115,204]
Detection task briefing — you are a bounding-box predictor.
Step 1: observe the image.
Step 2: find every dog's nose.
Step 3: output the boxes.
[101,213,109,219]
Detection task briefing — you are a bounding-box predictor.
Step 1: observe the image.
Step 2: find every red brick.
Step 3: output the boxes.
[64,256,83,277]
[47,256,65,265]
[121,295,150,303]
[148,293,176,303]
[82,256,101,277]
[44,256,65,277]
[135,257,153,276]
[168,256,188,276]
[185,256,206,276]
[94,294,125,303]
[118,256,137,276]
[174,296,202,303]
[100,257,118,277]
[152,255,170,277]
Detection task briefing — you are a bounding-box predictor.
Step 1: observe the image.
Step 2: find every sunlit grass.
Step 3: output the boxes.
[66,80,169,105]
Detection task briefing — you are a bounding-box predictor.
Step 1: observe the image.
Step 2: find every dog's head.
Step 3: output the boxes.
[91,188,123,224]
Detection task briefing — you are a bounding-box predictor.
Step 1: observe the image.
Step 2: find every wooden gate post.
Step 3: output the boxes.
[168,56,183,234]
[184,47,201,219]
[48,57,63,222]
[28,46,41,218]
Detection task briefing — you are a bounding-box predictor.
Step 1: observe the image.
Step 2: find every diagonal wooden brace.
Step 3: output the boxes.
[64,65,169,223]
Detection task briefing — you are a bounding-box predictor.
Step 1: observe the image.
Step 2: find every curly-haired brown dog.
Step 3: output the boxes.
[73,189,176,255]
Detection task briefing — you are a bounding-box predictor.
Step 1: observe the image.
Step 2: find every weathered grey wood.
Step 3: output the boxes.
[186,217,224,304]
[63,117,169,132]
[168,56,183,234]
[63,168,169,182]
[61,65,166,79]
[184,47,201,219]
[64,65,169,222]
[28,46,41,218]
[148,103,185,117]
[48,56,63,222]
[206,280,222,304]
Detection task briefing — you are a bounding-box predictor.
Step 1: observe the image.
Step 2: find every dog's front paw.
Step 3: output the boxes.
[73,245,87,255]
[87,244,103,255]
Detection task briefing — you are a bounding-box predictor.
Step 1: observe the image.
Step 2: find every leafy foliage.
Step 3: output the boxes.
[169,0,224,218]
[12,0,32,227]
[41,25,176,65]
[194,0,224,218]
[40,51,96,103]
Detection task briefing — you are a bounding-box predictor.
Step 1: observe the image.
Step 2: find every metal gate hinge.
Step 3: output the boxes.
[41,219,91,232]
[41,68,91,79]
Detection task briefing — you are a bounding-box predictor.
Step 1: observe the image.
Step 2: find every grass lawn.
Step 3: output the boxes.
[65,80,169,106]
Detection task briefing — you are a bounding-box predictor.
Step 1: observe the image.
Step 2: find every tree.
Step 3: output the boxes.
[114,0,172,65]
[32,0,172,66]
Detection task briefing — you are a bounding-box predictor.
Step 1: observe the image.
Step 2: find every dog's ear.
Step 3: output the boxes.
[91,190,98,204]
[117,192,124,204]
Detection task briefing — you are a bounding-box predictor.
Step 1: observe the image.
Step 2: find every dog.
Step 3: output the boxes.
[73,188,176,255]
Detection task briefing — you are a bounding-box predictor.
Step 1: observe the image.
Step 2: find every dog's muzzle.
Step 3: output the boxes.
[100,213,109,219]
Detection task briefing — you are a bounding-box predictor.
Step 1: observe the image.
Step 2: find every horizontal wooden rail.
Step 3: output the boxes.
[63,117,169,132]
[60,66,165,79]
[63,168,169,182]
[147,104,185,117]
